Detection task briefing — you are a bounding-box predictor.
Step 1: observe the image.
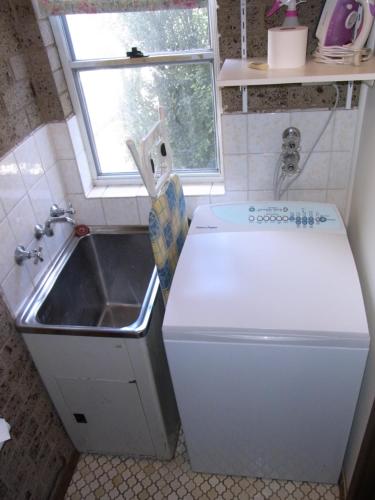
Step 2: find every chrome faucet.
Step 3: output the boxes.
[15,245,44,265]
[50,203,75,218]
[34,203,75,239]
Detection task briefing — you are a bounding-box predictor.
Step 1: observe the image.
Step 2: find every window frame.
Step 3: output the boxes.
[50,1,223,187]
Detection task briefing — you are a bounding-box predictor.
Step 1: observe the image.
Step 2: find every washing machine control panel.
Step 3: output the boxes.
[209,202,344,231]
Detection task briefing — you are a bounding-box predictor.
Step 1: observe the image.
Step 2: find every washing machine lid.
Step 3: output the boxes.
[163,203,369,348]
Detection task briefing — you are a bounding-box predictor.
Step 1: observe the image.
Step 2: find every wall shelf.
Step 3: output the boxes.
[218,57,375,87]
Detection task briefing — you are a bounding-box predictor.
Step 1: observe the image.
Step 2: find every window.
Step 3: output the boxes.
[54,4,220,182]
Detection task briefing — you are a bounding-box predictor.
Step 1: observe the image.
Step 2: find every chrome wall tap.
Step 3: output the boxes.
[34,203,75,239]
[15,245,44,265]
[50,203,75,218]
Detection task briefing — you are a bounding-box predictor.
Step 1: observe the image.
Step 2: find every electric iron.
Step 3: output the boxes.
[314,0,375,64]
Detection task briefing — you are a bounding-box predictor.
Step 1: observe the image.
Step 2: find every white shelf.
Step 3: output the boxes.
[218,57,375,87]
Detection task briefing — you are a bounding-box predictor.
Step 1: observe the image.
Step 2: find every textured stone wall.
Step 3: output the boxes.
[0,0,72,158]
[0,297,76,499]
[218,0,360,112]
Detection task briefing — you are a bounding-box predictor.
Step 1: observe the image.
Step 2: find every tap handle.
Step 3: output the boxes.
[65,203,75,215]
[50,203,65,217]
[15,245,30,265]
[50,203,75,217]
[33,246,44,264]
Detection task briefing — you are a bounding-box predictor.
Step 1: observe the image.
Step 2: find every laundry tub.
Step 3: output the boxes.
[17,226,179,459]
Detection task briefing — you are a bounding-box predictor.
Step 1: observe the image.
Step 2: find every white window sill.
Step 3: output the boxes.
[86,183,225,199]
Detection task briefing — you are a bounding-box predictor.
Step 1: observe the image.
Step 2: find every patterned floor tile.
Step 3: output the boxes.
[65,434,340,500]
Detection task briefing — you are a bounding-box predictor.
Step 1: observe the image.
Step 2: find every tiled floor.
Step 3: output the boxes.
[65,434,341,500]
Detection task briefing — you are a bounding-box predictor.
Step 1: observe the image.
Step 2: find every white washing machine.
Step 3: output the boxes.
[163,201,369,484]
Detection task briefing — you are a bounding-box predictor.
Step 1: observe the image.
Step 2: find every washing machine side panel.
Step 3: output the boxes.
[164,339,368,483]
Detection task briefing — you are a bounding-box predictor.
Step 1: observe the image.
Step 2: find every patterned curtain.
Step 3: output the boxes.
[37,0,207,15]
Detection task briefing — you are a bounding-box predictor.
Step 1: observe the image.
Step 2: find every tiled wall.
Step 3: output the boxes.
[56,108,356,226]
[0,124,73,317]
[222,108,357,216]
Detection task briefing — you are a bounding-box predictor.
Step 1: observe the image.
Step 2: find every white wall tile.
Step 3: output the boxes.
[102,198,140,225]
[14,135,44,189]
[210,191,247,204]
[25,239,51,286]
[0,218,18,283]
[67,115,85,157]
[75,150,93,194]
[0,152,27,214]
[7,195,37,246]
[0,200,5,223]
[58,159,83,194]
[247,112,290,153]
[332,109,358,152]
[45,223,73,261]
[287,189,327,202]
[34,126,56,171]
[328,151,352,189]
[28,176,53,223]
[1,263,34,317]
[49,123,75,159]
[222,114,247,154]
[248,153,279,190]
[327,189,348,217]
[223,155,248,191]
[291,152,331,190]
[290,110,334,152]
[137,196,152,225]
[68,194,106,225]
[46,163,66,205]
[248,190,274,201]
[185,196,210,218]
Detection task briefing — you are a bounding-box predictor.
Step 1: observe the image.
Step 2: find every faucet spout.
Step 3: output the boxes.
[35,216,76,239]
[46,215,75,226]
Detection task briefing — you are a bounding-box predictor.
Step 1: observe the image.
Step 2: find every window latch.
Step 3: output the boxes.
[126,47,147,58]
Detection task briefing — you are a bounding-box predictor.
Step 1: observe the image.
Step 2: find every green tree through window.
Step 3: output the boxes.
[66,8,217,175]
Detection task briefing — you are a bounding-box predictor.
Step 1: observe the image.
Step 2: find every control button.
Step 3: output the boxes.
[308,217,314,224]
[249,216,255,222]
[296,217,301,225]
[283,207,288,212]
[264,216,270,221]
[302,216,307,223]
[276,216,282,221]
[302,219,307,225]
[289,216,295,221]
[270,216,276,221]
[249,206,255,212]
[319,216,327,223]
[257,216,263,221]
[282,216,288,221]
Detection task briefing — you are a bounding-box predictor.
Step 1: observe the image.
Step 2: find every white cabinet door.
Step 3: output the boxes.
[57,378,154,455]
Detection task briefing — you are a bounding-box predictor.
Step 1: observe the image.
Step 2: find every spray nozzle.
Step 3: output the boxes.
[267,0,283,17]
[266,0,306,21]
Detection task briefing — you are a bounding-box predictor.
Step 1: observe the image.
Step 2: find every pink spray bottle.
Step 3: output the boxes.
[266,0,306,27]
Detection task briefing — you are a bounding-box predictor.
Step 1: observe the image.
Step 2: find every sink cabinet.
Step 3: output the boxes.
[23,294,180,459]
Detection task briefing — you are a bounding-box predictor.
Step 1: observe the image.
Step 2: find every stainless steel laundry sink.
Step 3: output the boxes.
[17,226,160,337]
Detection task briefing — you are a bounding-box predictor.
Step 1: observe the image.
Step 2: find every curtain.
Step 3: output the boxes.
[37,0,207,15]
